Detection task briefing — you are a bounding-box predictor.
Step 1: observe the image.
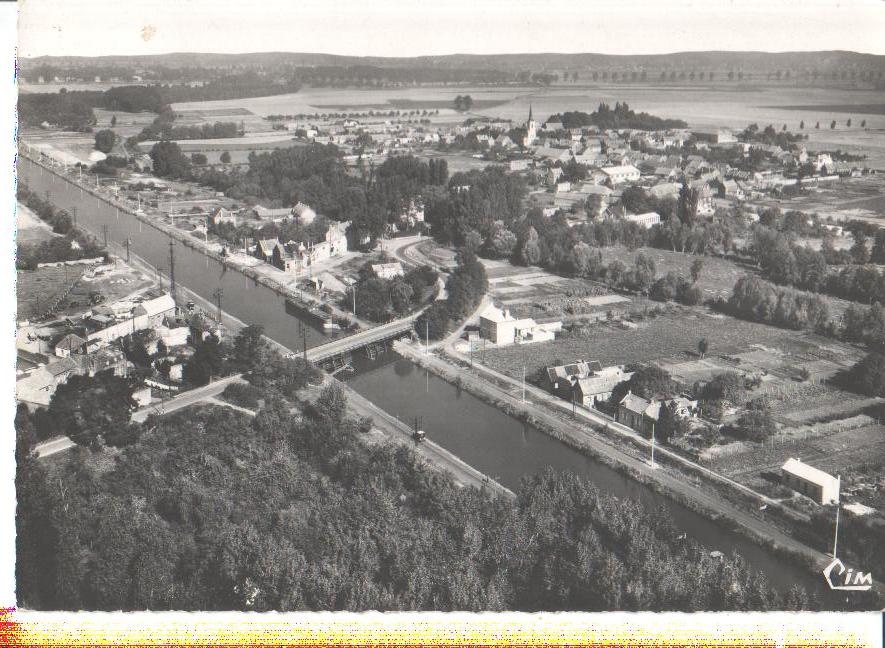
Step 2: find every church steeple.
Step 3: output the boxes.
[528,104,533,123]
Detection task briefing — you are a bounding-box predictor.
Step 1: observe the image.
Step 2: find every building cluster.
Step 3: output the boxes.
[16,292,219,411]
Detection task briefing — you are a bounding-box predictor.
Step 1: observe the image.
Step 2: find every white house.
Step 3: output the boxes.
[781,458,840,505]
[624,212,661,229]
[601,165,641,184]
[372,262,405,280]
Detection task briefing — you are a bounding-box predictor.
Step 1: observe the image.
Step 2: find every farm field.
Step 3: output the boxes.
[483,259,626,320]
[16,201,58,244]
[169,83,885,164]
[479,306,851,382]
[752,175,885,231]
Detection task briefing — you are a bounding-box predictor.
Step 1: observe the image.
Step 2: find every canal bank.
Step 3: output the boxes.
[356,342,834,596]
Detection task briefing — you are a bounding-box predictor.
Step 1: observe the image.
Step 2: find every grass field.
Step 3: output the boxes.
[598,246,758,299]
[17,266,84,321]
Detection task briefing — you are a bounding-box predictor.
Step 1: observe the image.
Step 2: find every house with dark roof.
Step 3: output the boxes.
[616,392,698,436]
[543,360,633,408]
[54,333,86,358]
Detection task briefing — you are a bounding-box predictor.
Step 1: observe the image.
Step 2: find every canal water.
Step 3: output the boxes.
[344,352,824,594]
[19,155,337,351]
[19,156,824,596]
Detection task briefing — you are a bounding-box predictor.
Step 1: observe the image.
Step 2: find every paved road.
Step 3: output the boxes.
[306,305,422,362]
[131,374,245,423]
[34,436,76,458]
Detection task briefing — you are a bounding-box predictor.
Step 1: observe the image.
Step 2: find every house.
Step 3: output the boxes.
[254,238,280,263]
[372,262,405,279]
[158,325,190,348]
[692,128,737,144]
[81,347,129,377]
[252,205,293,221]
[45,357,81,385]
[624,212,661,229]
[54,333,86,358]
[616,392,698,436]
[16,368,55,409]
[544,360,633,408]
[134,294,176,324]
[781,458,840,505]
[478,304,560,346]
[509,159,530,172]
[207,207,238,227]
[546,167,565,186]
[534,147,572,163]
[601,165,641,184]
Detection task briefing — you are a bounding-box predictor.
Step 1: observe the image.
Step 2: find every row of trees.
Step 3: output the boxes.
[550,102,688,131]
[416,250,488,340]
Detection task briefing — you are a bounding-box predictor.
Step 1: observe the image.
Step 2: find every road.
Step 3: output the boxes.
[131,374,245,423]
[33,436,76,459]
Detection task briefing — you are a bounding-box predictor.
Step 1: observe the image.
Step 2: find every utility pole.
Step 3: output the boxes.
[168,240,176,300]
[833,475,842,559]
[301,320,308,361]
[426,320,429,354]
[650,421,657,469]
[101,224,108,248]
[72,207,78,228]
[212,288,224,325]
[351,286,356,316]
[522,365,526,403]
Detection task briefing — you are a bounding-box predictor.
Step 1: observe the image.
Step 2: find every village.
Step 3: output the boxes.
[14,45,885,614]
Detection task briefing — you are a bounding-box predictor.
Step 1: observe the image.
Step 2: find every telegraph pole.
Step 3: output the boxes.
[123,238,131,262]
[212,288,224,325]
[522,365,526,403]
[168,240,176,299]
[301,321,308,361]
[71,207,78,228]
[832,475,842,559]
[650,421,657,469]
[101,224,108,248]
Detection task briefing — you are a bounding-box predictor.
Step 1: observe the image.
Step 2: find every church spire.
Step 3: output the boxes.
[528,103,533,123]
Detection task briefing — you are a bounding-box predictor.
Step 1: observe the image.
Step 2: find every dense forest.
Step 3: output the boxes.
[16,363,845,611]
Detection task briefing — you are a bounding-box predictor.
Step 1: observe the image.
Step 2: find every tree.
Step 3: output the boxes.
[43,373,134,446]
[733,400,777,442]
[190,153,208,165]
[690,258,704,284]
[183,335,226,386]
[220,151,232,163]
[311,382,347,425]
[838,353,885,397]
[233,325,270,374]
[110,115,117,127]
[415,301,451,341]
[94,129,117,154]
[698,338,709,359]
[847,118,852,128]
[150,141,191,179]
[799,120,804,130]
[850,232,870,265]
[830,120,837,130]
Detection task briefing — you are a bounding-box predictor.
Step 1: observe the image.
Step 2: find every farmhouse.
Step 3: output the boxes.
[478,304,561,346]
[54,333,86,358]
[781,458,840,505]
[616,392,699,436]
[544,360,633,408]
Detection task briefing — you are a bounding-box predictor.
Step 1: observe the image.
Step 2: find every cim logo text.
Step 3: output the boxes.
[822,558,873,591]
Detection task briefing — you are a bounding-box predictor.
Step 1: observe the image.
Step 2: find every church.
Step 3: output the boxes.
[523,104,538,147]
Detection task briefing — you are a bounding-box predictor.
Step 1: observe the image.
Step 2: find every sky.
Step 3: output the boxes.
[16,0,885,59]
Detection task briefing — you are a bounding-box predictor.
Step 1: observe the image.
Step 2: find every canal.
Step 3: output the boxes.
[19,155,824,595]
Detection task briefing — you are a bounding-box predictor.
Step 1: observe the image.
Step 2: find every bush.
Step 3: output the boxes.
[221,382,262,409]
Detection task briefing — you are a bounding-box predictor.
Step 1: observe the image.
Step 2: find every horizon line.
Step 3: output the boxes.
[19,48,885,61]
